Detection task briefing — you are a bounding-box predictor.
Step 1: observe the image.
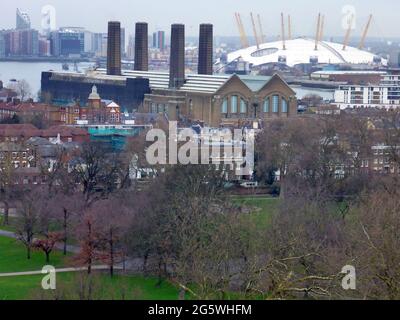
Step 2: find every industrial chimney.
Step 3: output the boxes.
[198,24,213,75]
[169,24,185,88]
[134,22,148,71]
[107,21,122,75]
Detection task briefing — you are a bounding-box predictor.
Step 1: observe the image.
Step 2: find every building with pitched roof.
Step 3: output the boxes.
[43,69,296,128]
[0,81,18,103]
[137,71,297,127]
[41,22,298,128]
[0,101,63,124]
[61,85,122,125]
[0,124,89,143]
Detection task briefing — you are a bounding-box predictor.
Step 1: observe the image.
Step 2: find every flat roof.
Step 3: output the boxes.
[312,70,387,75]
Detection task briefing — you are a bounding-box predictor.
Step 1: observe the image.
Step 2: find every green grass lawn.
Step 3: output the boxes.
[233,196,280,229]
[0,216,17,232]
[0,273,180,300]
[0,236,69,273]
[0,235,180,300]
[2,198,281,300]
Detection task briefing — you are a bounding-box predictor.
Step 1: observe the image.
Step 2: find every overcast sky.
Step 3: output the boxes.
[1,0,399,38]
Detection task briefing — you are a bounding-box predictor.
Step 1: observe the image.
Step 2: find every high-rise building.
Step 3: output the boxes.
[107,21,122,75]
[16,8,31,30]
[127,35,135,59]
[3,29,39,56]
[92,33,107,56]
[134,22,148,71]
[0,33,5,58]
[84,31,93,53]
[121,27,126,57]
[39,36,51,56]
[0,34,5,58]
[50,28,85,57]
[88,30,118,56]
[169,24,185,88]
[152,31,166,50]
[198,24,213,75]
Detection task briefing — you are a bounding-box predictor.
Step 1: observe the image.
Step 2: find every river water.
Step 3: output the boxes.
[0,61,94,100]
[0,61,335,101]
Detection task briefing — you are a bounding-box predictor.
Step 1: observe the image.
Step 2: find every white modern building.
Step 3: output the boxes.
[16,8,31,30]
[334,74,400,110]
[227,38,387,68]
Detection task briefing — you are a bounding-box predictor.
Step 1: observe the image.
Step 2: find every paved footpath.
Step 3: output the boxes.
[0,265,123,278]
[0,230,17,239]
[0,229,80,253]
[0,229,143,275]
[0,230,117,277]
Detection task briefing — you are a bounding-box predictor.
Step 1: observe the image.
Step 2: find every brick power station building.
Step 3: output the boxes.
[41,21,297,127]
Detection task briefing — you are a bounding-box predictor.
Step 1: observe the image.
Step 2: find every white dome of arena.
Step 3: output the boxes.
[227,38,387,68]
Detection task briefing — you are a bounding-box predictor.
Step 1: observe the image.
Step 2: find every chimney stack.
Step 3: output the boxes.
[107,21,122,75]
[198,24,213,75]
[169,24,185,88]
[134,22,148,71]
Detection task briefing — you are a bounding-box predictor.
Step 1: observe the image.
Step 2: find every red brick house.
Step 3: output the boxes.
[0,124,89,143]
[61,86,122,125]
[0,101,63,124]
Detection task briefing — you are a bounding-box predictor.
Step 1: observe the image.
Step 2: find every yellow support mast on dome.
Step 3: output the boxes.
[359,14,373,50]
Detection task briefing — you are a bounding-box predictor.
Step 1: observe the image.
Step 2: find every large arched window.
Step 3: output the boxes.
[263,97,270,113]
[221,98,228,114]
[151,103,157,113]
[240,98,247,114]
[272,95,279,113]
[282,98,288,113]
[231,95,238,113]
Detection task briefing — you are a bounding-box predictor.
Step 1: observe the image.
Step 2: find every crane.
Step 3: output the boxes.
[359,14,373,50]
[342,14,354,51]
[235,13,249,48]
[288,15,292,40]
[257,14,266,43]
[281,12,286,50]
[319,15,325,42]
[250,12,260,49]
[315,13,321,50]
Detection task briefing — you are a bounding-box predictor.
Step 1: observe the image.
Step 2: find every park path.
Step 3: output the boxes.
[0,229,80,253]
[0,265,123,278]
[0,230,17,239]
[0,230,122,278]
[0,229,146,274]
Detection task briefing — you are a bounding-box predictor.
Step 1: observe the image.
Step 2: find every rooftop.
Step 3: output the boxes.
[312,70,387,75]
[0,124,89,139]
[0,102,58,112]
[48,69,283,95]
[228,38,388,68]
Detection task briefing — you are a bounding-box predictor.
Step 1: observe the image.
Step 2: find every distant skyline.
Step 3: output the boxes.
[1,0,399,39]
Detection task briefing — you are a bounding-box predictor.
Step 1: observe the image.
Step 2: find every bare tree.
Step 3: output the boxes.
[125,164,251,299]
[73,210,102,274]
[15,190,41,259]
[256,117,343,198]
[346,183,400,299]
[9,79,32,102]
[71,142,121,207]
[89,197,131,277]
[0,152,15,225]
[380,109,400,169]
